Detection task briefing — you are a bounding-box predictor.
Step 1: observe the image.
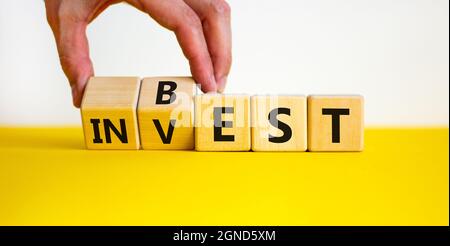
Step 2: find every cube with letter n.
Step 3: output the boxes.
[81,77,141,150]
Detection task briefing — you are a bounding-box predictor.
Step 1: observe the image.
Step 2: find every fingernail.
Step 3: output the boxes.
[201,74,217,93]
[217,76,228,93]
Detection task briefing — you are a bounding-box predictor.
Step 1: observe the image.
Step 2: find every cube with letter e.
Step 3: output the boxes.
[195,94,251,151]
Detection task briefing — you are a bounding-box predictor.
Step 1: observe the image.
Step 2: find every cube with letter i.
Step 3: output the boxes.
[81,77,141,150]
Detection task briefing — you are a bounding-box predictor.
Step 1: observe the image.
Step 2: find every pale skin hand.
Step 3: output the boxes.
[45,0,232,108]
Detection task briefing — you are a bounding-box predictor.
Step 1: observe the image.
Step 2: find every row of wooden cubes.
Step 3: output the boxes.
[81,77,364,151]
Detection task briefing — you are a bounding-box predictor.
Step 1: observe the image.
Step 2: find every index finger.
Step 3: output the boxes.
[127,0,218,92]
[184,0,232,93]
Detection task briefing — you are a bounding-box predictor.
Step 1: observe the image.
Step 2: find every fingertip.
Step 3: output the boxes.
[216,75,228,93]
[71,84,81,108]
[70,76,89,109]
[191,69,217,93]
[199,79,217,93]
[73,100,81,109]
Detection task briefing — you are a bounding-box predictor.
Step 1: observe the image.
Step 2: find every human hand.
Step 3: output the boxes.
[45,0,231,107]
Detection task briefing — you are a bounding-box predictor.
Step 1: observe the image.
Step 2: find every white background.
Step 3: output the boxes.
[0,0,448,126]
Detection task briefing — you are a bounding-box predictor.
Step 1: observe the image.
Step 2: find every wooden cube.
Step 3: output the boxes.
[137,77,195,150]
[307,95,364,151]
[195,94,251,151]
[251,95,307,151]
[81,77,141,150]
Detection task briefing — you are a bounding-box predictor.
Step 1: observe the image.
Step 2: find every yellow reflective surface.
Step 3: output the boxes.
[0,127,448,225]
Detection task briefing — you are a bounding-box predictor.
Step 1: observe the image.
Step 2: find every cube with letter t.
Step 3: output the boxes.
[81,77,141,150]
[137,77,196,150]
[195,94,251,151]
[307,95,364,151]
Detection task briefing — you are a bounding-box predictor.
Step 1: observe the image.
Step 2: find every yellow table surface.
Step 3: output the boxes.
[0,127,448,226]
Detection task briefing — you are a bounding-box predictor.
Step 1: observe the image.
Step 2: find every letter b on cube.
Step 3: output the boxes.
[138,77,196,150]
